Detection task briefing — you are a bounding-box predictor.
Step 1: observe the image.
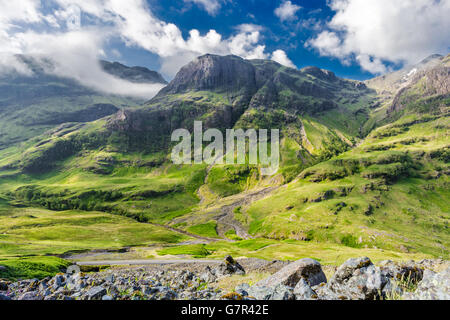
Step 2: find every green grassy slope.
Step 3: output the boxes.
[0,54,448,267]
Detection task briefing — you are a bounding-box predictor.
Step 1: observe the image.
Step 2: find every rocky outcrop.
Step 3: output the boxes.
[100,60,167,84]
[255,258,326,288]
[156,54,257,96]
[315,257,389,300]
[1,257,448,301]
[402,267,450,300]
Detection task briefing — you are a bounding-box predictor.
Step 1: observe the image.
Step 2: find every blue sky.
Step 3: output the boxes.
[102,0,448,81]
[103,0,378,80]
[1,0,449,98]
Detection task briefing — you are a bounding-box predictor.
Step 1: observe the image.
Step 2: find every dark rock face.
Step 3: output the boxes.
[256,258,327,288]
[389,66,450,113]
[30,104,119,126]
[157,54,257,96]
[107,53,365,151]
[100,60,167,84]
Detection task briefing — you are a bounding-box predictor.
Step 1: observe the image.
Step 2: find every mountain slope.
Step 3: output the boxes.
[0,55,167,150]
[0,53,448,262]
[221,55,450,257]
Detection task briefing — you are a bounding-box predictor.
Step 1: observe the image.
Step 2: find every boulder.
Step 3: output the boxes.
[235,283,250,297]
[215,256,245,277]
[200,266,218,283]
[86,286,107,300]
[402,267,450,300]
[379,260,424,283]
[256,258,326,288]
[247,284,295,300]
[293,279,318,300]
[316,257,389,300]
[18,292,41,301]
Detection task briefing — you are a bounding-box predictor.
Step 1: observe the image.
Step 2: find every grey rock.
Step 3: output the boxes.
[86,286,107,300]
[102,295,114,301]
[402,267,450,300]
[294,278,317,300]
[256,258,326,288]
[53,275,65,289]
[379,260,424,283]
[66,265,81,275]
[235,283,250,297]
[200,266,217,283]
[271,285,295,301]
[19,291,41,301]
[247,284,294,301]
[316,257,389,300]
[215,256,245,277]
[247,286,273,300]
[105,274,115,283]
[0,293,11,300]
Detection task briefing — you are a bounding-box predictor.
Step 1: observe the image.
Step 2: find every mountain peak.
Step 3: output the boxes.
[100,60,167,84]
[156,54,257,96]
[419,54,443,65]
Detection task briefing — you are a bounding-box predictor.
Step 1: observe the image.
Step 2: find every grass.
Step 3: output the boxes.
[0,65,448,272]
[0,206,191,260]
[187,222,219,238]
[238,113,450,259]
[157,244,211,258]
[156,239,431,265]
[0,256,71,280]
[214,272,271,292]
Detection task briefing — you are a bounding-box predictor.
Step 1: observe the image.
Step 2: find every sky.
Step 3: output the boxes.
[0,0,449,99]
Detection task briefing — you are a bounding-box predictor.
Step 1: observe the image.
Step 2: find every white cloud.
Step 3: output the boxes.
[275,1,301,22]
[307,0,450,74]
[184,0,222,16]
[271,49,296,68]
[0,0,288,98]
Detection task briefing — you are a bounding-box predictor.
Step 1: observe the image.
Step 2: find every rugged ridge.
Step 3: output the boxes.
[100,60,167,84]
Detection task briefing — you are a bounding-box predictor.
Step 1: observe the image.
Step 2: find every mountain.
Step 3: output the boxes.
[0,55,167,150]
[100,60,167,84]
[0,53,448,264]
[107,54,376,164]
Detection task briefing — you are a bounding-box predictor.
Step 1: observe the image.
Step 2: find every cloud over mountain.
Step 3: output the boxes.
[0,0,296,97]
[307,0,450,73]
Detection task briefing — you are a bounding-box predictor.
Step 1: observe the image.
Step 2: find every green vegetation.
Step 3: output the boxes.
[187,222,219,238]
[0,256,71,280]
[0,54,448,272]
[158,244,211,258]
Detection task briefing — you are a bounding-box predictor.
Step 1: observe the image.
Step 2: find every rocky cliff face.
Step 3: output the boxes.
[100,61,167,84]
[389,56,450,114]
[107,54,374,150]
[157,54,257,96]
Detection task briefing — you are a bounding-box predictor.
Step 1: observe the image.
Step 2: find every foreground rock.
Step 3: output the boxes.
[315,257,389,300]
[256,258,326,288]
[0,257,448,301]
[245,258,326,300]
[402,267,450,300]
